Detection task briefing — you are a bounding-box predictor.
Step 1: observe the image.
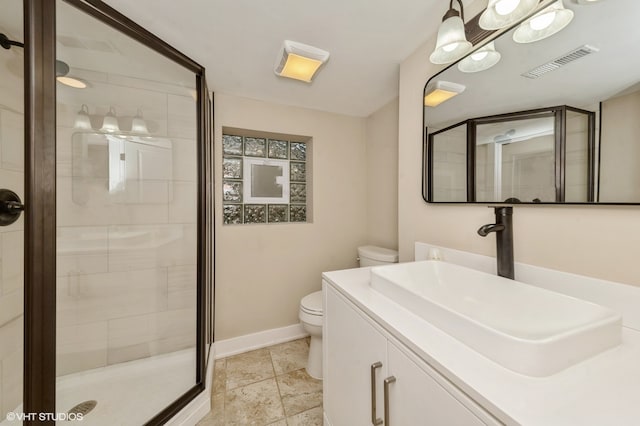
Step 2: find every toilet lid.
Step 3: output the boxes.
[300,291,323,314]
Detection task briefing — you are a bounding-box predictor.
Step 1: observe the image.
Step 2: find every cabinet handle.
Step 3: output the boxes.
[370,362,383,425]
[384,376,396,426]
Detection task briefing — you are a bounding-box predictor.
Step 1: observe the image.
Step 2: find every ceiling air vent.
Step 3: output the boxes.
[521,45,599,79]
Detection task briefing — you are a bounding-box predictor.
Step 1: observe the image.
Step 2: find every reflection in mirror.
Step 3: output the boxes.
[475,115,556,203]
[429,122,467,202]
[600,87,640,202]
[428,106,594,203]
[423,0,640,204]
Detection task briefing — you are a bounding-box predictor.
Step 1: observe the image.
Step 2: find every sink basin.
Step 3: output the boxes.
[370,261,622,377]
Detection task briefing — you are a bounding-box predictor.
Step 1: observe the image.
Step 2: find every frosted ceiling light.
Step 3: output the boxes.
[513,0,574,44]
[0,33,87,88]
[458,42,502,73]
[424,80,466,107]
[274,40,330,83]
[55,59,87,89]
[479,0,539,30]
[429,0,473,65]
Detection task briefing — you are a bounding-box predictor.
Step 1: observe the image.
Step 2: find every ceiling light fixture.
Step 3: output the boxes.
[424,80,466,107]
[479,0,539,30]
[513,0,574,44]
[274,40,330,83]
[56,59,87,89]
[1,32,87,88]
[457,42,502,73]
[429,0,473,65]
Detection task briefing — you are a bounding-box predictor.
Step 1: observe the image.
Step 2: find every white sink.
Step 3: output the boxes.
[370,261,622,377]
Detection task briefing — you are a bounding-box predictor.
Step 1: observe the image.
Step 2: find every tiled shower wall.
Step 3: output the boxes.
[0,45,24,418]
[55,68,198,376]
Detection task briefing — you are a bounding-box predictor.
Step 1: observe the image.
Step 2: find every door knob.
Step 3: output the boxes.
[0,189,24,226]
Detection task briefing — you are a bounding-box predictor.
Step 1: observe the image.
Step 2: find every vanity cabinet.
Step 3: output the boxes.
[324,282,496,426]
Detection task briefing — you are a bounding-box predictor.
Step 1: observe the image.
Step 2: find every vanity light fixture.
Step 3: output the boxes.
[274,40,330,83]
[513,0,574,44]
[131,109,149,134]
[73,104,92,130]
[479,0,539,30]
[429,0,473,65]
[424,80,466,107]
[457,42,502,73]
[100,106,120,133]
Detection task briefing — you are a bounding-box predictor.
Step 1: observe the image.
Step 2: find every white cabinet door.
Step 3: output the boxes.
[386,343,487,426]
[324,285,388,426]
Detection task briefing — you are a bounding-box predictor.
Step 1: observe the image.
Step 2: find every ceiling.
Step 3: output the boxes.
[102,0,460,117]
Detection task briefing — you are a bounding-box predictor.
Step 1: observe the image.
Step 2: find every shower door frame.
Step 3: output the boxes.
[23,0,213,424]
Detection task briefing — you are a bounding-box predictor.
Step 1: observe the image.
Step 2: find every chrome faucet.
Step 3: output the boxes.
[477,206,514,280]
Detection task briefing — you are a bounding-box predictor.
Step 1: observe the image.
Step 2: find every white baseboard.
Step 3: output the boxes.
[166,345,215,426]
[214,324,308,359]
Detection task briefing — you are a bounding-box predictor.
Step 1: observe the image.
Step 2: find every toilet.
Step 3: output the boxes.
[299,245,399,379]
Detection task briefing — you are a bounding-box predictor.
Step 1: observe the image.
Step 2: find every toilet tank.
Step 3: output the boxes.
[358,245,399,267]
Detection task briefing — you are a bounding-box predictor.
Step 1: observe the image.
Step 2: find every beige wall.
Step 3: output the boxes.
[600,90,640,202]
[365,98,399,250]
[398,18,640,287]
[214,93,368,340]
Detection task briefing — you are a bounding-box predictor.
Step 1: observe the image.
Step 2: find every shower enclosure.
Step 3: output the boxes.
[0,1,213,424]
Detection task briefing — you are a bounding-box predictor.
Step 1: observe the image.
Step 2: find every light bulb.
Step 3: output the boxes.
[442,42,459,53]
[530,11,556,30]
[471,51,489,61]
[495,0,521,16]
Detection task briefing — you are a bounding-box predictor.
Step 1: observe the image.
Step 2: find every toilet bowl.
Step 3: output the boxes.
[299,245,399,380]
[299,291,323,379]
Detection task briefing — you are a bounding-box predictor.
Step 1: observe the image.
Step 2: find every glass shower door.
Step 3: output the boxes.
[55,1,201,424]
[0,0,24,423]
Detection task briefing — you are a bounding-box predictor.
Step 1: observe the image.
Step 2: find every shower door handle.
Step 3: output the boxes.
[0,189,24,226]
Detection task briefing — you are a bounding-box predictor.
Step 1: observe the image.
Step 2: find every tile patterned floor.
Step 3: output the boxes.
[198,338,322,426]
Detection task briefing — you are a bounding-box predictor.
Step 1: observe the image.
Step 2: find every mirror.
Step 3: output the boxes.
[423,0,640,204]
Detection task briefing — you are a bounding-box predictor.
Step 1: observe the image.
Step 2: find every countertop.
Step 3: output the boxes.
[323,266,640,426]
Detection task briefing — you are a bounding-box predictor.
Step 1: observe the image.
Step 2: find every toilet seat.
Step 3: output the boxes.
[300,291,323,316]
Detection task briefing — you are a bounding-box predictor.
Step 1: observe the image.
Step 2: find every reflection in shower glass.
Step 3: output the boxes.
[0,0,24,420]
[56,1,198,424]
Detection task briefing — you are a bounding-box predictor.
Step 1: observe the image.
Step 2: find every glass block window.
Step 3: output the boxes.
[223,132,309,225]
